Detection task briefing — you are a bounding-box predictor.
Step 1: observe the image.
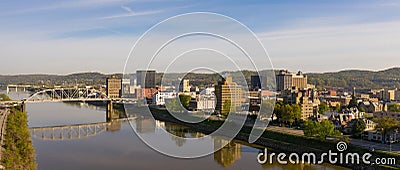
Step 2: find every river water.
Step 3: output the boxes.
[4,91,348,170]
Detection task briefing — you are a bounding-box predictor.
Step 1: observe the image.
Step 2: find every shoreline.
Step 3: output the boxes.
[144,106,399,169]
[1,106,36,170]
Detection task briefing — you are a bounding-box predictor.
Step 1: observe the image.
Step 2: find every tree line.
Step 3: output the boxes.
[2,107,36,170]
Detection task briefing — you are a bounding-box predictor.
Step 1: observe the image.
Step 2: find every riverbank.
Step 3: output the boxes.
[1,107,36,170]
[0,108,9,168]
[147,107,399,169]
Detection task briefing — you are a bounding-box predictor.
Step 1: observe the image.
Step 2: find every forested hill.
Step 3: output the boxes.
[0,68,399,89]
[307,67,400,89]
[0,72,121,86]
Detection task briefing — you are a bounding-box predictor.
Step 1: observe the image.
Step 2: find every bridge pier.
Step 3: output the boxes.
[20,102,26,113]
[106,100,119,121]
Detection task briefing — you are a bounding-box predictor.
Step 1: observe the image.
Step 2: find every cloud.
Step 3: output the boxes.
[100,10,164,19]
[258,21,400,72]
[378,2,400,7]
[0,0,134,16]
[121,5,134,14]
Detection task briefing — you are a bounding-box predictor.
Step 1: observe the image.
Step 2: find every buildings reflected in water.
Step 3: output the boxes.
[63,101,106,111]
[135,117,156,133]
[164,122,205,147]
[106,121,121,132]
[213,137,242,168]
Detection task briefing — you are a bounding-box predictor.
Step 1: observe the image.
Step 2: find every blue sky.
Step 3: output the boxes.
[1,0,400,74]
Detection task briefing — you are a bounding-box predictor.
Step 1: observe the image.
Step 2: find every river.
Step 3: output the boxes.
[4,91,348,169]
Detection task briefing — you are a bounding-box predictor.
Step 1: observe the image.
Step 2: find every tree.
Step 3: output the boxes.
[0,94,11,101]
[352,119,366,138]
[166,94,192,113]
[165,97,182,113]
[303,119,320,137]
[260,99,275,120]
[319,120,340,141]
[2,109,36,170]
[281,104,301,126]
[318,103,329,115]
[348,95,357,108]
[291,104,302,122]
[178,94,191,108]
[358,107,366,113]
[221,100,232,116]
[273,101,284,122]
[303,120,342,141]
[388,104,400,112]
[374,117,399,143]
[334,104,341,113]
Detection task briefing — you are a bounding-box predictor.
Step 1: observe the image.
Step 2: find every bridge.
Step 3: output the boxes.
[30,122,108,140]
[6,84,34,93]
[30,117,136,140]
[1,87,140,123]
[24,88,110,103]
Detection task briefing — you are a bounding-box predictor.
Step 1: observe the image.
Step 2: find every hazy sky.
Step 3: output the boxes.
[1,0,399,75]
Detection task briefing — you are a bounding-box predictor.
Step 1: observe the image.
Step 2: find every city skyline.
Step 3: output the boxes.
[1,0,400,74]
[0,66,399,76]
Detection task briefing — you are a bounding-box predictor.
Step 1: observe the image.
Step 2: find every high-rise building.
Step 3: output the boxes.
[250,75,262,90]
[276,70,307,91]
[121,79,130,97]
[136,70,156,88]
[292,71,307,90]
[172,79,191,92]
[395,90,400,101]
[130,74,137,87]
[215,77,243,114]
[106,76,122,98]
[276,70,292,91]
[182,79,191,92]
[380,89,396,101]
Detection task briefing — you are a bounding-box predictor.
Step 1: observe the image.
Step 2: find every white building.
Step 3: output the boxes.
[203,87,215,95]
[154,91,177,106]
[196,95,216,112]
[195,87,216,112]
[366,130,400,143]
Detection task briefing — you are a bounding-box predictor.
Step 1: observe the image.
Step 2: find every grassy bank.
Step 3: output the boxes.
[1,107,36,170]
[0,94,11,101]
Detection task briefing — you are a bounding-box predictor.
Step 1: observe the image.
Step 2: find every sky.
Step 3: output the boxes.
[0,0,400,75]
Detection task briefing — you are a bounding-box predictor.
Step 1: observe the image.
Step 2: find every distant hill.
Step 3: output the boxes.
[0,72,121,86]
[0,68,399,89]
[307,67,400,89]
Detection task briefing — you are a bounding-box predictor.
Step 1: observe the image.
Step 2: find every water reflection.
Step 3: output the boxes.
[135,117,156,133]
[106,120,122,132]
[214,138,242,168]
[25,102,348,170]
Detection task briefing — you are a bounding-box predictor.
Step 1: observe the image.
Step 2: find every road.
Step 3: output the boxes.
[350,138,400,153]
[266,125,400,154]
[0,108,9,169]
[266,125,305,136]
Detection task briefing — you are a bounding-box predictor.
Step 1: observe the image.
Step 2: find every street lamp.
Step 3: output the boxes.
[361,133,364,141]
[390,135,392,152]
